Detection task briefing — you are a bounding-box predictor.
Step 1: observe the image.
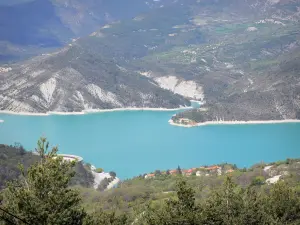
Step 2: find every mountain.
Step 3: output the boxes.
[0,44,189,112]
[0,0,299,116]
[0,0,175,63]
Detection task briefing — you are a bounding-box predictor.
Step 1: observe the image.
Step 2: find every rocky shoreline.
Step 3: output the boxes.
[0,106,192,116]
[169,118,300,128]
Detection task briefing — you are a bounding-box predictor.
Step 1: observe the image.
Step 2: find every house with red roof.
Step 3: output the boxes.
[169,169,177,175]
[225,169,234,174]
[206,166,221,171]
[182,168,195,176]
[205,165,222,176]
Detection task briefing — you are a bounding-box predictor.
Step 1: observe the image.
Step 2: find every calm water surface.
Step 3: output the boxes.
[0,111,299,178]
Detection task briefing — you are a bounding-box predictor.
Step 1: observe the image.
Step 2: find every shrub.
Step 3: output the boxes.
[95,168,104,173]
[154,170,161,176]
[109,171,117,178]
[240,167,247,172]
[251,176,265,186]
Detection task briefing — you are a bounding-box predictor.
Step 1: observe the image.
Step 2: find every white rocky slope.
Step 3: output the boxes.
[0,47,189,113]
[91,170,120,190]
[154,76,204,101]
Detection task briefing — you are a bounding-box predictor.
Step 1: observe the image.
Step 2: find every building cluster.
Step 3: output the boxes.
[145,165,235,179]
[176,118,198,126]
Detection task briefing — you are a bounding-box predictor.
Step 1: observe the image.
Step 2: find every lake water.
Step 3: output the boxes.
[0,111,299,178]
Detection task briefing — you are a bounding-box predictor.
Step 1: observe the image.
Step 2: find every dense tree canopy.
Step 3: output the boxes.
[1,138,87,225]
[0,138,300,225]
[142,177,300,225]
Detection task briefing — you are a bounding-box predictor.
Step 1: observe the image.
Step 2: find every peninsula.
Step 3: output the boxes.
[170,103,300,127]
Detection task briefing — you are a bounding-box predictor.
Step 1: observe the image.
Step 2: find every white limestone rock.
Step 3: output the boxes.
[86,84,123,107]
[266,175,282,184]
[154,76,204,100]
[40,78,57,106]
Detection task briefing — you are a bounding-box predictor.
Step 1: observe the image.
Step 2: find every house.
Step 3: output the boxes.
[169,169,177,175]
[182,168,195,176]
[217,168,222,176]
[225,169,234,174]
[182,170,190,176]
[206,166,221,171]
[145,173,155,179]
[205,165,222,176]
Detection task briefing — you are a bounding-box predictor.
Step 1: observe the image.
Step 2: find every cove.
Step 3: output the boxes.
[0,111,299,179]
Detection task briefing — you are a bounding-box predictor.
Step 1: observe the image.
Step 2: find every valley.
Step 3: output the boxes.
[0,0,299,124]
[1,1,300,224]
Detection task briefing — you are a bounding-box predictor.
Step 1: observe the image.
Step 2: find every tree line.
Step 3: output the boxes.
[0,138,300,225]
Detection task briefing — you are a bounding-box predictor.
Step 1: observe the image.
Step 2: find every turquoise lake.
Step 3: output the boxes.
[0,111,299,178]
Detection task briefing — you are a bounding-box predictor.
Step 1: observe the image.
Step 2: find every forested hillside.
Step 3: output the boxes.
[0,144,37,189]
[1,139,300,224]
[0,143,94,190]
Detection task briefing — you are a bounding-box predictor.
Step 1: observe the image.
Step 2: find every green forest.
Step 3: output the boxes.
[0,138,300,224]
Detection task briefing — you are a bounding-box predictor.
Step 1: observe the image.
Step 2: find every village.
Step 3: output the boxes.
[170,117,199,127]
[144,165,235,179]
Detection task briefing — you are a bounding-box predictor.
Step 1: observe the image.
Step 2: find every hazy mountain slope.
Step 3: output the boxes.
[0,0,69,46]
[0,0,68,62]
[0,0,175,63]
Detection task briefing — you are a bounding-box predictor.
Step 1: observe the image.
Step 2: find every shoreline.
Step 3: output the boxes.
[169,119,300,127]
[190,100,205,104]
[0,106,192,116]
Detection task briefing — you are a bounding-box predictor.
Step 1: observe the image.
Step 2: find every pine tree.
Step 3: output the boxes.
[267,181,300,224]
[2,138,87,225]
[85,210,128,225]
[142,179,202,225]
[176,165,182,175]
[238,187,270,225]
[203,176,243,225]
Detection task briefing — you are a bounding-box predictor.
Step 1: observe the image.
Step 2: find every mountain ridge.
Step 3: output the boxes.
[0,0,299,118]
